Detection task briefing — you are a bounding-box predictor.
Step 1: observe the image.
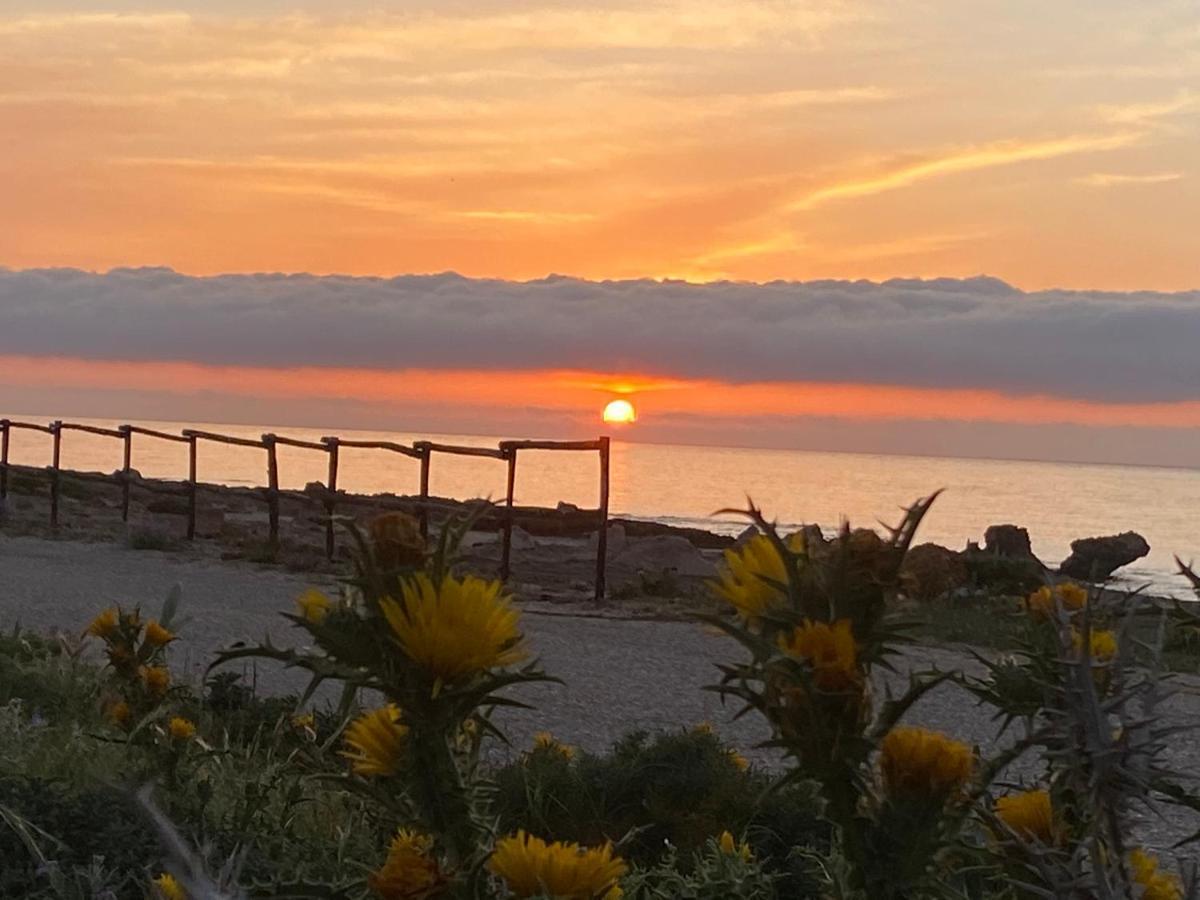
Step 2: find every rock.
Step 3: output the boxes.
[303,481,328,496]
[901,543,969,602]
[1059,532,1150,581]
[509,525,536,551]
[733,525,758,547]
[983,524,1036,559]
[556,501,581,514]
[588,523,627,555]
[611,535,715,579]
[147,496,190,516]
[194,508,225,538]
[962,551,1045,595]
[797,524,828,552]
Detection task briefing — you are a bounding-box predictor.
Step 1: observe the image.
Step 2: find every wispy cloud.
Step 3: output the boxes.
[1098,91,1197,125]
[789,133,1140,210]
[1076,171,1183,188]
[0,12,190,35]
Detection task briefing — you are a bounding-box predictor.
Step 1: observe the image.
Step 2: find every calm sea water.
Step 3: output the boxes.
[4,415,1198,596]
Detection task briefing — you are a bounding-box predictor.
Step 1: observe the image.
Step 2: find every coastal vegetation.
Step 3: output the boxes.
[2,502,1199,898]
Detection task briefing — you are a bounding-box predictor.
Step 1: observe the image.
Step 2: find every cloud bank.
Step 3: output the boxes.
[1,267,1197,404]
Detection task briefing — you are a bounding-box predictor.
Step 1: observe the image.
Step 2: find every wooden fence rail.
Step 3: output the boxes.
[0,418,611,600]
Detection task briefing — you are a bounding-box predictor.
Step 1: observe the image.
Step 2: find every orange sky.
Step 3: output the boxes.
[0,3,1197,468]
[5,355,1199,432]
[1,2,1197,288]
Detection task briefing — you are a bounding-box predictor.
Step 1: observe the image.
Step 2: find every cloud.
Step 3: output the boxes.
[788,133,1140,210]
[1,269,1197,405]
[1076,171,1183,187]
[1098,91,1197,125]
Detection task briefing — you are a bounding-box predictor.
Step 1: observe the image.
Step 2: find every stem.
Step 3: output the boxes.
[409,722,484,872]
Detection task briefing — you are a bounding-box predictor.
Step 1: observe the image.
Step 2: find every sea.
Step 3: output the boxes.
[3,415,1198,597]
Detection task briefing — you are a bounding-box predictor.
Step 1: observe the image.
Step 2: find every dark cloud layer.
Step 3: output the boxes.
[2,267,1197,403]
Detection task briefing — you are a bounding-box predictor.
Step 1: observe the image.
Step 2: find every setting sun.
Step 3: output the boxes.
[602,398,637,425]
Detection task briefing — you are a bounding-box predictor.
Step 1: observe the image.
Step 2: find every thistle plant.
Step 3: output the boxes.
[969,574,1200,898]
[211,510,627,899]
[706,494,976,898]
[83,589,201,783]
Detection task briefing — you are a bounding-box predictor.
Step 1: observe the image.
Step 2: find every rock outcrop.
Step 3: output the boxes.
[901,542,970,602]
[983,524,1037,560]
[1059,532,1150,581]
[611,535,716,579]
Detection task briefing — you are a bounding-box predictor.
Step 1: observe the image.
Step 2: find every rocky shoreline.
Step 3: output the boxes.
[0,462,1162,609]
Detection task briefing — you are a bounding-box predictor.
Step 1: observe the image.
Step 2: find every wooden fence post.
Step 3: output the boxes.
[418,444,431,540]
[49,420,62,527]
[119,425,133,522]
[323,437,339,559]
[595,436,610,602]
[0,419,9,500]
[500,446,517,581]
[186,432,198,540]
[263,434,280,549]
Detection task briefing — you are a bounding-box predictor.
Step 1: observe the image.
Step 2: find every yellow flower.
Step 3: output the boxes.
[994,789,1056,844]
[1072,628,1118,662]
[167,717,196,741]
[693,721,714,735]
[144,620,174,647]
[1026,583,1088,620]
[292,712,316,730]
[713,533,804,622]
[343,705,408,777]
[489,831,627,899]
[295,588,332,624]
[152,873,186,900]
[381,573,527,681]
[1129,848,1183,900]
[718,830,752,862]
[140,665,171,697]
[778,618,859,691]
[368,829,443,899]
[533,731,575,760]
[728,751,750,773]
[107,700,132,728]
[370,511,426,569]
[880,726,973,803]
[87,607,119,639]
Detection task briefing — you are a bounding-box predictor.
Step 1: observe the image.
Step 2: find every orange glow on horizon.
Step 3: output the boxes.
[1,355,1198,432]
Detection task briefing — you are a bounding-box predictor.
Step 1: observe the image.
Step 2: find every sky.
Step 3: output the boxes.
[0,1,1198,467]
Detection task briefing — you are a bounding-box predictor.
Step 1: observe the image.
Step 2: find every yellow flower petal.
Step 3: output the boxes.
[369,828,443,899]
[342,705,408,777]
[489,831,626,899]
[995,789,1056,843]
[381,573,527,682]
[880,726,973,803]
[295,588,332,624]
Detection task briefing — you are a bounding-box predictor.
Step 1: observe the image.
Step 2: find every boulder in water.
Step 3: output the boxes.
[1059,532,1150,581]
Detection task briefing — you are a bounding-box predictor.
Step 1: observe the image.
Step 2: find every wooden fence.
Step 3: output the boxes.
[0,419,611,600]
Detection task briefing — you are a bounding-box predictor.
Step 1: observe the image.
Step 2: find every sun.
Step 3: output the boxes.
[602,398,637,424]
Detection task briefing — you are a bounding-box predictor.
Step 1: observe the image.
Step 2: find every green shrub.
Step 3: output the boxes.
[492,728,826,875]
[126,527,178,552]
[0,777,159,898]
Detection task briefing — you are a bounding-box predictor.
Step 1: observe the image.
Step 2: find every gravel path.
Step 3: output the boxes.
[2,533,1198,852]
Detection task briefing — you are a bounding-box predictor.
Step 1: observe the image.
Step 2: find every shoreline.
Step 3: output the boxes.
[0,461,1188,610]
